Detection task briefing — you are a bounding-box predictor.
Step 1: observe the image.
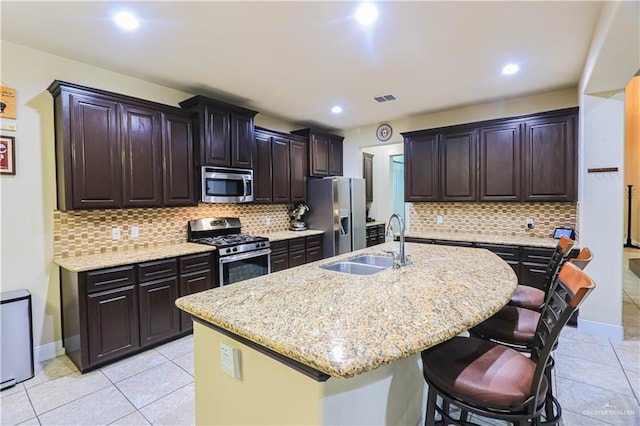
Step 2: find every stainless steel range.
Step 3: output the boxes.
[188,218,271,286]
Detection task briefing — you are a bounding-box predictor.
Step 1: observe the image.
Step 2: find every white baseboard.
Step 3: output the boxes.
[577,318,624,340]
[33,340,64,363]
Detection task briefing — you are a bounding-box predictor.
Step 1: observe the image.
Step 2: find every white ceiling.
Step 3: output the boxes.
[1,1,603,130]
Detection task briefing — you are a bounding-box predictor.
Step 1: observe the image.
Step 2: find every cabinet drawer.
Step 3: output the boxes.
[434,240,474,247]
[270,240,289,256]
[85,265,135,294]
[179,252,213,274]
[289,250,306,268]
[306,235,322,248]
[289,238,306,252]
[475,243,519,261]
[521,247,554,264]
[138,258,178,283]
[271,253,289,272]
[306,247,323,263]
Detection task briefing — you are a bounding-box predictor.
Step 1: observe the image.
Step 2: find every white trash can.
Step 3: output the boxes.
[1,290,34,389]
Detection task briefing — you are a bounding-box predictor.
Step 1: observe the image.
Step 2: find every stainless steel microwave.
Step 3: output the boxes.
[201,166,253,203]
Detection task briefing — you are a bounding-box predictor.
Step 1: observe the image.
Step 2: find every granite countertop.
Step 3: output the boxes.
[260,229,324,241]
[366,221,386,227]
[405,230,569,248]
[54,243,216,272]
[176,241,517,378]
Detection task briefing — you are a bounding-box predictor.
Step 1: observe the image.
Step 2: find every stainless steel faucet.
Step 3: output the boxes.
[385,213,409,267]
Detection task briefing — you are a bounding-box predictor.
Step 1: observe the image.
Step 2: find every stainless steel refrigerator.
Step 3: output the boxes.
[306,177,366,259]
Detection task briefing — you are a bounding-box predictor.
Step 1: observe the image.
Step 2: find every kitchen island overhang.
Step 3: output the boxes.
[177,242,517,425]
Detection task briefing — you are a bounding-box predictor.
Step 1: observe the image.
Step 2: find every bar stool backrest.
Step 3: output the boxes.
[528,262,596,408]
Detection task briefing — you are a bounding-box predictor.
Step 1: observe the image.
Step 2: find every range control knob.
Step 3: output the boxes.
[232,247,238,252]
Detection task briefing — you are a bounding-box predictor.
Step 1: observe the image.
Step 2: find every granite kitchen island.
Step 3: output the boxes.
[176,242,517,425]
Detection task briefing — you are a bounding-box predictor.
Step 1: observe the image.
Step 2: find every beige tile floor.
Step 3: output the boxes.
[2,250,639,426]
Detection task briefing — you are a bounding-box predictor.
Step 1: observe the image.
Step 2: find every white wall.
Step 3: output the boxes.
[0,40,295,357]
[576,0,640,338]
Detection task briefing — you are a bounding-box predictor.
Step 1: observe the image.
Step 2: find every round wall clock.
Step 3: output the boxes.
[376,123,393,142]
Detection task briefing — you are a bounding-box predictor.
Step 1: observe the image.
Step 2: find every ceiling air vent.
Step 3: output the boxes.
[374,94,397,103]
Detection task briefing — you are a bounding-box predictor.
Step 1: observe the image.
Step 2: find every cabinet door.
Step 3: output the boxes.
[179,270,213,332]
[479,123,522,201]
[329,137,343,176]
[121,104,162,207]
[404,134,439,201]
[253,132,273,203]
[289,139,308,202]
[203,106,231,166]
[162,112,196,206]
[309,134,330,176]
[363,153,374,202]
[272,137,291,203]
[523,113,577,201]
[440,129,477,201]
[69,93,121,209]
[87,285,139,366]
[230,112,255,169]
[138,277,180,346]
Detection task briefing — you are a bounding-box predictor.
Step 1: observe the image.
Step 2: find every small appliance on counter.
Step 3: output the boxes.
[289,203,309,231]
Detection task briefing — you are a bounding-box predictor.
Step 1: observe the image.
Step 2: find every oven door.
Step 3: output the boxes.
[218,248,271,286]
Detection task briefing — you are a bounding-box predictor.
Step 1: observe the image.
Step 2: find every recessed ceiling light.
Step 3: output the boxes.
[355,2,378,26]
[331,106,343,114]
[502,63,520,75]
[114,11,140,30]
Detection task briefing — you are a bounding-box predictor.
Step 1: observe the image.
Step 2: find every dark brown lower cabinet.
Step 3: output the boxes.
[60,251,215,372]
[179,270,213,332]
[269,234,323,272]
[138,277,180,346]
[406,238,578,286]
[87,285,139,366]
[366,224,387,247]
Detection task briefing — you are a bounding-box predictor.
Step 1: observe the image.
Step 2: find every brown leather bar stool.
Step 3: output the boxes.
[470,247,593,352]
[509,236,575,311]
[421,262,596,426]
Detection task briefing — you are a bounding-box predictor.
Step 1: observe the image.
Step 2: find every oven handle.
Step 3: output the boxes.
[218,248,272,264]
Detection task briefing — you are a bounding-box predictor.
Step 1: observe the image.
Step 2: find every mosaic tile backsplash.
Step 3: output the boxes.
[54,203,290,258]
[408,202,577,239]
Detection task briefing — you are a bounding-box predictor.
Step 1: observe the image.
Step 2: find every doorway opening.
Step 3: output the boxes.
[390,155,408,230]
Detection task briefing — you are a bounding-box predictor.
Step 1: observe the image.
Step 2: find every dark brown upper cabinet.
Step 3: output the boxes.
[402,107,578,203]
[523,112,577,202]
[363,153,374,202]
[253,127,308,204]
[439,128,477,201]
[291,128,344,177]
[162,112,196,206]
[121,104,163,208]
[404,132,439,202]
[253,131,273,203]
[272,136,291,203]
[289,137,308,203]
[178,95,258,169]
[479,122,522,201]
[48,80,197,210]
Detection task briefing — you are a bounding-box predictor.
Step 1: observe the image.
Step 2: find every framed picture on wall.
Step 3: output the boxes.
[0,135,16,175]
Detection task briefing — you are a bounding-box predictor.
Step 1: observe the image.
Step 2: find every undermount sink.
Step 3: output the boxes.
[348,255,395,268]
[321,255,394,275]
